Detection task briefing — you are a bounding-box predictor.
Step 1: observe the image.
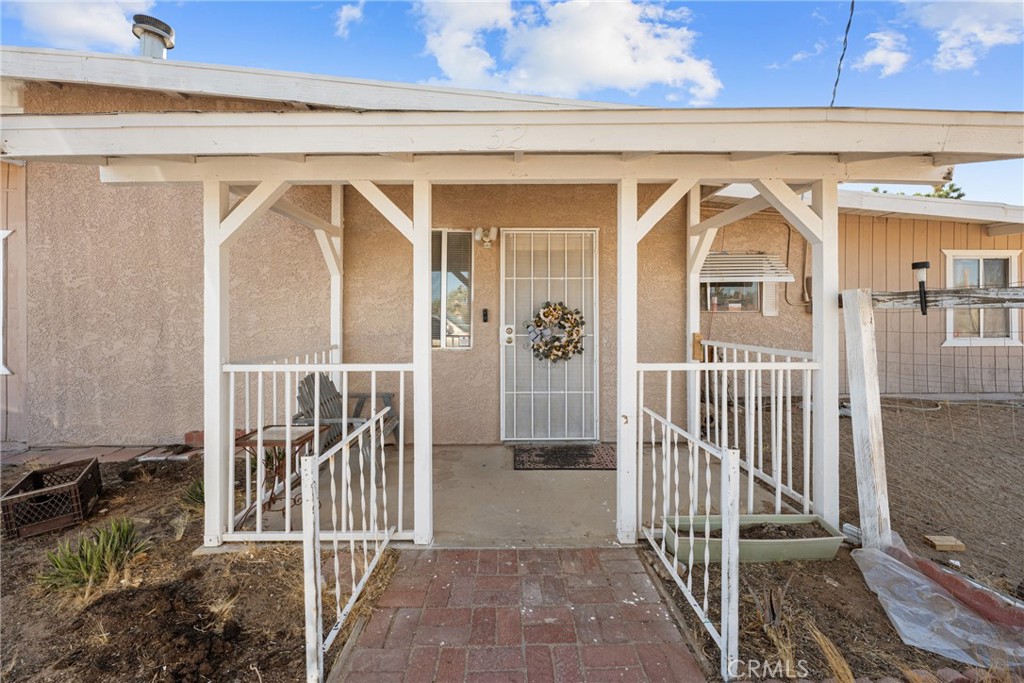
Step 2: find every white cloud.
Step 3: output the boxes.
[6,1,154,53]
[855,31,911,77]
[334,1,365,39]
[904,1,1023,71]
[417,0,722,106]
[791,39,828,62]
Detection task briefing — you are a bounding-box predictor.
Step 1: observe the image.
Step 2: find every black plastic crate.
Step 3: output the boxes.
[1,458,103,538]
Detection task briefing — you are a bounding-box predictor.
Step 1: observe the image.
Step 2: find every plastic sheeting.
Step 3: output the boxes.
[853,537,1024,668]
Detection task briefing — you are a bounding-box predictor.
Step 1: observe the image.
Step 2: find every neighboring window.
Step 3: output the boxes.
[700,282,760,312]
[943,249,1021,346]
[431,230,473,349]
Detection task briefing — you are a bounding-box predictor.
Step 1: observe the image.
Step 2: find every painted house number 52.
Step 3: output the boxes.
[487,126,526,150]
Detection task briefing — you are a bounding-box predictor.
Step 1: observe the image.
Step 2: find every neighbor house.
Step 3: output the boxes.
[1,42,1022,557]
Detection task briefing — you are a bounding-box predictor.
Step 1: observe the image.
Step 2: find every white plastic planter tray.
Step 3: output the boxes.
[662,514,844,564]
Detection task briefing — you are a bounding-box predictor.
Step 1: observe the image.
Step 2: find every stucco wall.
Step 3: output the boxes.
[24,165,331,444]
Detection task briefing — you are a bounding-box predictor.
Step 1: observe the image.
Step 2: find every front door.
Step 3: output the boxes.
[500,230,599,440]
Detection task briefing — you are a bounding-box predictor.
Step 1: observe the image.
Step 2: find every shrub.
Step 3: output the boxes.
[180,478,205,511]
[39,517,149,592]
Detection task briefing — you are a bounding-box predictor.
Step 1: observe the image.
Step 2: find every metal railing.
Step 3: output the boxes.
[641,407,739,680]
[221,359,413,542]
[301,407,395,682]
[701,341,816,514]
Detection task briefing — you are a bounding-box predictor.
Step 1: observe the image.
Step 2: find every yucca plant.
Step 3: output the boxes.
[180,478,205,511]
[39,517,150,592]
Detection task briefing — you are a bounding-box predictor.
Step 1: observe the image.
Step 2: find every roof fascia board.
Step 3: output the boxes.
[91,154,953,186]
[0,46,627,112]
[3,110,1022,159]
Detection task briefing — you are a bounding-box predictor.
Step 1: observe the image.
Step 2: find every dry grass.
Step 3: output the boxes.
[806,618,855,683]
[206,594,239,625]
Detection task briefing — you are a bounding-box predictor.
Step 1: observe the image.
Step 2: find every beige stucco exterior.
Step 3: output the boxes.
[3,80,1020,447]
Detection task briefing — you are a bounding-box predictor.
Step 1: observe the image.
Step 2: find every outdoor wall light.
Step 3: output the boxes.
[911,261,930,315]
[475,227,498,248]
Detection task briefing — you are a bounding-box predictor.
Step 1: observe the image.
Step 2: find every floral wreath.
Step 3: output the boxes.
[524,301,586,363]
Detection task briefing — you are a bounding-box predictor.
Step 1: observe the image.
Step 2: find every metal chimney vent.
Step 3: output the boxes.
[132,14,175,59]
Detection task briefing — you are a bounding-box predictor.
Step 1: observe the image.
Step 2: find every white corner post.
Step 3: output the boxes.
[841,288,892,548]
[412,179,433,545]
[685,186,703,431]
[811,180,840,527]
[203,180,231,546]
[330,184,344,369]
[617,177,639,544]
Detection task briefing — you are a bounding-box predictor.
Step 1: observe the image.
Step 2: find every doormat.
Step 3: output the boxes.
[513,443,616,471]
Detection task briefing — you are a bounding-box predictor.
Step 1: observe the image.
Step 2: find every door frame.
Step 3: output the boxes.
[498,228,601,441]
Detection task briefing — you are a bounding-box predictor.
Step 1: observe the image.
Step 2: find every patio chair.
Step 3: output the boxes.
[293,373,400,469]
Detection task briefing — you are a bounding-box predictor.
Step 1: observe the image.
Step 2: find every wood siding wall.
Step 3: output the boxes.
[838,215,1024,395]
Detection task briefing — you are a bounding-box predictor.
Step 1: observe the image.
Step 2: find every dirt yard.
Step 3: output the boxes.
[651,399,1023,681]
[839,399,1024,595]
[0,457,384,683]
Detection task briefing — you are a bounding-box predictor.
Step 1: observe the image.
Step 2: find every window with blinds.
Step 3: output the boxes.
[431,230,473,349]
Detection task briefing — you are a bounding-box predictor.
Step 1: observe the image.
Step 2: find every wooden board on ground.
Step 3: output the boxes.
[924,535,966,552]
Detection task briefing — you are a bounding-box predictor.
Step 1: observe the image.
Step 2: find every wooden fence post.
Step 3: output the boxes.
[841,288,893,549]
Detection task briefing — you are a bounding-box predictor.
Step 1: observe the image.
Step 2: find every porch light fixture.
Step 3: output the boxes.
[911,261,930,315]
[475,227,498,249]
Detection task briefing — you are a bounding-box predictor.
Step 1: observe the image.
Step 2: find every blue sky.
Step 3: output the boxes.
[3,1,1022,202]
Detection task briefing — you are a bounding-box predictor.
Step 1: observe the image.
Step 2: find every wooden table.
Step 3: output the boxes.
[236,424,329,509]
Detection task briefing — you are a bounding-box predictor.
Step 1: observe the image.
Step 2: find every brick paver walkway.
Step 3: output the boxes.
[340,547,706,682]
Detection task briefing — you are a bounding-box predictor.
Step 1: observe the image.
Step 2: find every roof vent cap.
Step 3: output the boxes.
[132,14,174,59]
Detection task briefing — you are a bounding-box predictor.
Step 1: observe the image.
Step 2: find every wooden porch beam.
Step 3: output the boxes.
[636,177,698,242]
[96,154,956,186]
[229,185,341,238]
[350,179,414,243]
[688,183,813,236]
[218,179,290,248]
[751,178,823,244]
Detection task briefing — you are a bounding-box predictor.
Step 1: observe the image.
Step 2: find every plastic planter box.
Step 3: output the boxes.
[662,514,844,563]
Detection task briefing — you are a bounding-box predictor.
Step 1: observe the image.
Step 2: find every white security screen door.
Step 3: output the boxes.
[501,230,599,440]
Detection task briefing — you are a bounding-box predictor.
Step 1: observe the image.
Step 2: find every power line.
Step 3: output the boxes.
[830,0,855,107]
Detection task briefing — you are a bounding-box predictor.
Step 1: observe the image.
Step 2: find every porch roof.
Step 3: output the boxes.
[1,45,1021,188]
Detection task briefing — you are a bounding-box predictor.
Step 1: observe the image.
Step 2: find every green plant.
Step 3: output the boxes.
[180,478,205,511]
[38,518,150,592]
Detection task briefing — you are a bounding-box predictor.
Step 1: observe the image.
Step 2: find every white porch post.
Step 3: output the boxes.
[412,179,433,545]
[686,186,702,434]
[330,184,343,367]
[811,180,840,527]
[617,178,639,544]
[203,180,230,546]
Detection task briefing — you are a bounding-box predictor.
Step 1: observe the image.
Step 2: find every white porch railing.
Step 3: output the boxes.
[221,358,413,543]
[700,341,816,514]
[301,407,395,682]
[640,408,739,680]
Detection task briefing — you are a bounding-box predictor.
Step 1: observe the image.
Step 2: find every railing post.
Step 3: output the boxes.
[301,454,324,682]
[719,447,740,680]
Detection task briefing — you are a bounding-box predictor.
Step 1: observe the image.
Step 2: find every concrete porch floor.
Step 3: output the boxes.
[245,442,775,547]
[433,445,617,548]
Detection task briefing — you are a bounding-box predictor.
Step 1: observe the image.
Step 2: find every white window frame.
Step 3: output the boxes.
[942,249,1022,347]
[431,228,474,350]
[0,230,10,375]
[700,281,761,313]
